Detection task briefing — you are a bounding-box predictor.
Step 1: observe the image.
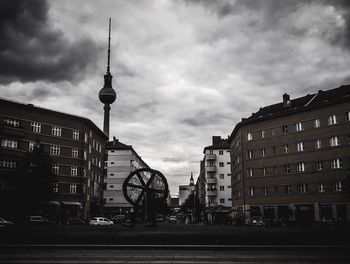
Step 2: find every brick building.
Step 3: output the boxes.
[229,85,350,226]
[0,98,107,221]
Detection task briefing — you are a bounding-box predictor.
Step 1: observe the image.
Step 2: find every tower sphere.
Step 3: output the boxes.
[99,73,116,104]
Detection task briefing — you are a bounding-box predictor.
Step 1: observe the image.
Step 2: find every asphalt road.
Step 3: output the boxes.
[1,222,349,245]
[0,246,349,263]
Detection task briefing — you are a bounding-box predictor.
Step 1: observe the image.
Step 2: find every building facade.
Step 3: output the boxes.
[229,85,350,225]
[0,98,107,221]
[102,138,149,217]
[203,136,232,208]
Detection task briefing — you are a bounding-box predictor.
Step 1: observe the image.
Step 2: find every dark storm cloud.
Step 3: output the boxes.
[0,0,101,84]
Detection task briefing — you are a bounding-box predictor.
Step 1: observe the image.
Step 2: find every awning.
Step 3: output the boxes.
[61,201,82,206]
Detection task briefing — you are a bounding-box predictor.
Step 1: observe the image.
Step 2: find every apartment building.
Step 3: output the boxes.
[203,136,232,208]
[102,138,149,217]
[229,85,350,225]
[0,98,107,220]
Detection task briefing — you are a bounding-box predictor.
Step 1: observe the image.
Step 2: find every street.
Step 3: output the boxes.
[0,246,349,263]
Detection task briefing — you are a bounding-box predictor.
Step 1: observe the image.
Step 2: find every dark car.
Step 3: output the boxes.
[111,215,125,224]
[66,218,88,226]
[29,216,55,226]
[0,217,14,228]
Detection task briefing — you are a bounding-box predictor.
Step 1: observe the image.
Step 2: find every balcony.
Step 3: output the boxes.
[206,177,217,184]
[206,166,217,172]
[205,154,216,160]
[207,189,217,196]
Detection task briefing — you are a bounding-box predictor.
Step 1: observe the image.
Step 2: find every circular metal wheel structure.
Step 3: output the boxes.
[123,168,169,208]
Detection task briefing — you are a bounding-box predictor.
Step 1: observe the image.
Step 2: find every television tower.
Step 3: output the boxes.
[99,18,116,138]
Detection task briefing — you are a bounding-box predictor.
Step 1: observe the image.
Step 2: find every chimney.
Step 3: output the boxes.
[283,93,290,107]
[112,136,118,145]
[212,136,221,144]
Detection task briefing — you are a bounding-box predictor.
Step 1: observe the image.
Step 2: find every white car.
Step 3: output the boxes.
[89,217,114,226]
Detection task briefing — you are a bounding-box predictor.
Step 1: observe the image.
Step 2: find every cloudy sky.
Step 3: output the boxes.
[1,0,350,195]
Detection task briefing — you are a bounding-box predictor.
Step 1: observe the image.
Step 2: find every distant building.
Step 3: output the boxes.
[203,136,232,208]
[170,196,180,213]
[102,137,149,216]
[0,98,107,220]
[229,85,350,225]
[196,159,206,205]
[179,173,195,206]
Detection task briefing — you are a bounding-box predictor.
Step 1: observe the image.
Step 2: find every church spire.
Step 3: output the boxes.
[190,172,194,186]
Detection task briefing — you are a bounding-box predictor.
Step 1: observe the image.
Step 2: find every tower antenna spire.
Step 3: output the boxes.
[107,17,111,74]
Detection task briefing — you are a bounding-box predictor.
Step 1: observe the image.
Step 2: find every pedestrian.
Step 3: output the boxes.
[185,216,189,226]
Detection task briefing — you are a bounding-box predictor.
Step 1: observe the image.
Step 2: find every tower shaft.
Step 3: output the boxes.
[103,104,111,137]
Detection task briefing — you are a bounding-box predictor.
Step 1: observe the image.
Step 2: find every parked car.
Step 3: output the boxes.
[111,215,125,224]
[169,215,177,223]
[89,217,114,226]
[29,216,55,226]
[0,217,14,228]
[66,218,88,226]
[245,217,265,227]
[156,215,164,222]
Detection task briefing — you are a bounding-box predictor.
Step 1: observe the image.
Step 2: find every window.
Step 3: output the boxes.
[261,148,265,157]
[316,161,323,171]
[227,173,231,176]
[247,150,253,159]
[249,188,254,196]
[263,168,267,176]
[219,162,224,167]
[347,112,350,121]
[89,130,92,137]
[50,145,60,155]
[72,148,79,158]
[315,139,322,149]
[88,161,91,170]
[89,144,91,153]
[220,199,225,203]
[282,125,288,134]
[329,136,339,147]
[0,160,16,168]
[219,174,224,179]
[83,150,87,160]
[52,164,59,174]
[73,130,79,140]
[70,184,77,194]
[295,122,303,132]
[247,132,253,141]
[83,168,86,178]
[331,159,342,169]
[248,169,254,177]
[71,166,78,176]
[297,162,305,172]
[28,141,35,152]
[53,182,58,193]
[84,133,88,143]
[264,187,267,195]
[284,165,290,174]
[1,139,18,149]
[335,181,342,192]
[314,119,321,128]
[328,115,337,125]
[98,160,102,168]
[220,186,224,191]
[272,147,276,155]
[298,184,307,193]
[219,150,223,155]
[52,126,62,136]
[318,183,325,193]
[287,185,292,194]
[4,117,19,127]
[31,122,41,133]
[284,145,288,153]
[297,142,304,152]
[261,130,265,138]
[271,128,275,136]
